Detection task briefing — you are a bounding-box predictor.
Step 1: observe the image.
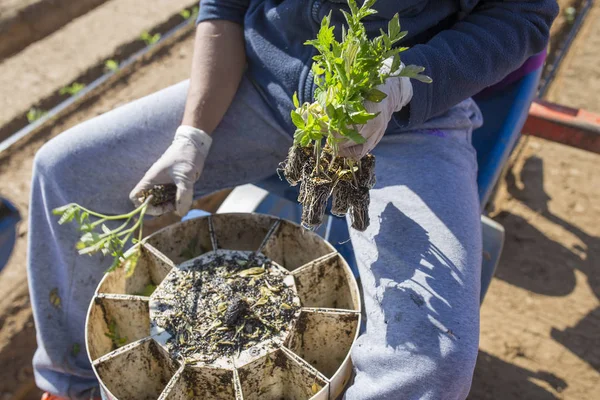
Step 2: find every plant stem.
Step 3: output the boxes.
[314,139,322,175]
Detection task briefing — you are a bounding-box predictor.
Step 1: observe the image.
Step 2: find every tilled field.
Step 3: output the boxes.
[0,1,599,399]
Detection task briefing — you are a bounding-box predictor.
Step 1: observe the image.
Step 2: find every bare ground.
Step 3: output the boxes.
[546,0,600,113]
[1,1,599,399]
[470,136,600,399]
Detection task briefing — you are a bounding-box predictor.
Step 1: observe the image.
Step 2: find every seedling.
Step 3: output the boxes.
[180,9,191,19]
[60,82,85,96]
[104,59,120,73]
[140,31,161,46]
[282,0,431,230]
[26,107,47,123]
[53,184,176,275]
[105,320,127,348]
[136,283,157,297]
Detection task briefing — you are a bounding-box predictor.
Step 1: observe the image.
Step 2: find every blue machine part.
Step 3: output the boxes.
[0,199,21,273]
[473,67,543,208]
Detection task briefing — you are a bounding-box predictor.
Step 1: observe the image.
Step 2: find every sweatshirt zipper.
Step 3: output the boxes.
[301,0,322,103]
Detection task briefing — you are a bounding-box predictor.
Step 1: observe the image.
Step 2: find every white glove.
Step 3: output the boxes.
[338,58,413,160]
[129,125,212,216]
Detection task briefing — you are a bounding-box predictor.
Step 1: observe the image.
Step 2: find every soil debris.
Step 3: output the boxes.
[152,252,300,363]
[139,184,177,207]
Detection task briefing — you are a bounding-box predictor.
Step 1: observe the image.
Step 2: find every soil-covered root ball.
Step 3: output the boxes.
[301,176,333,228]
[139,184,177,206]
[331,179,353,217]
[350,187,371,231]
[282,145,312,186]
[357,154,376,189]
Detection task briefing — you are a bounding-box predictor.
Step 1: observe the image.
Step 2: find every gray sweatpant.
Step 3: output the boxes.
[28,76,483,399]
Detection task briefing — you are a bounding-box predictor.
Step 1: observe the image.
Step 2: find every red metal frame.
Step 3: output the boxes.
[523,100,600,154]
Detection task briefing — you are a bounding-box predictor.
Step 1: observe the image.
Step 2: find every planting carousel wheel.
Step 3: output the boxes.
[86,213,361,400]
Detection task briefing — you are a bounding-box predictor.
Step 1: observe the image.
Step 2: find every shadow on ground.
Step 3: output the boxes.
[494,155,599,299]
[469,350,567,399]
[489,155,600,373]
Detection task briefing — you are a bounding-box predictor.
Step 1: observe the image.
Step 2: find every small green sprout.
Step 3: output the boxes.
[72,343,81,357]
[180,9,191,19]
[140,31,161,46]
[105,320,127,348]
[26,108,47,123]
[104,59,119,72]
[181,6,199,20]
[136,284,157,297]
[59,82,85,96]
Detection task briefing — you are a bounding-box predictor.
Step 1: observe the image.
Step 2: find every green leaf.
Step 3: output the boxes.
[104,59,119,72]
[364,88,387,103]
[58,206,78,225]
[350,111,376,124]
[390,54,401,75]
[317,22,334,50]
[292,92,299,108]
[27,108,47,123]
[412,74,433,83]
[180,9,191,19]
[100,224,110,235]
[52,204,74,215]
[388,14,400,40]
[400,64,426,77]
[290,110,305,128]
[136,284,157,297]
[344,129,367,144]
[311,63,325,76]
[60,83,85,96]
[123,251,140,277]
[72,343,81,357]
[348,0,359,16]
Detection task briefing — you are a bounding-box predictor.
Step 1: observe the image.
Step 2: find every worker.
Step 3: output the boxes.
[29,0,558,399]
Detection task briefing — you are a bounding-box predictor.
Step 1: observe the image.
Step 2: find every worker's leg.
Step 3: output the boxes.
[344,99,483,400]
[28,76,291,399]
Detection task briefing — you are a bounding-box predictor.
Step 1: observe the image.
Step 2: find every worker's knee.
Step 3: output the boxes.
[33,129,84,186]
[348,332,478,399]
[34,139,65,180]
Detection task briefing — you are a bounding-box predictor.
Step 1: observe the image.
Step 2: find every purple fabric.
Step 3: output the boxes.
[477,49,547,96]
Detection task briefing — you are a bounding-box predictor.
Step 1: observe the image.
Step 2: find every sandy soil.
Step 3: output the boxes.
[0,0,196,130]
[1,1,599,399]
[546,0,600,113]
[470,137,600,399]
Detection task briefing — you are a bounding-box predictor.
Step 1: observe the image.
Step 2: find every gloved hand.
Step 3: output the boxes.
[129,125,212,216]
[338,58,413,160]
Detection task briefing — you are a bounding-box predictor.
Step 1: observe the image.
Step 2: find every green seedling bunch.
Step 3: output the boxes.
[283,0,431,231]
[140,31,161,46]
[52,199,150,276]
[26,107,47,123]
[104,59,120,73]
[291,0,430,154]
[54,185,175,275]
[60,82,85,96]
[180,6,199,20]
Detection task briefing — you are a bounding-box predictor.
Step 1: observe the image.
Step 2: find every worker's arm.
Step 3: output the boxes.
[182,20,246,132]
[130,1,249,217]
[397,0,559,128]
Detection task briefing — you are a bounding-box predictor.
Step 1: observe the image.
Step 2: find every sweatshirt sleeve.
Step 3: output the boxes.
[397,0,559,127]
[196,0,250,26]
